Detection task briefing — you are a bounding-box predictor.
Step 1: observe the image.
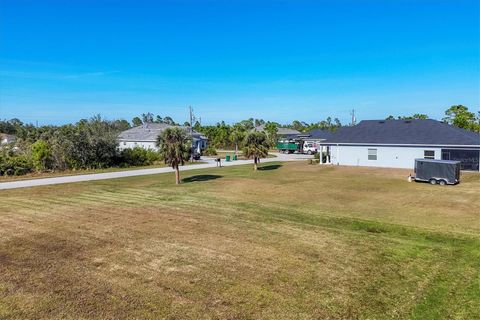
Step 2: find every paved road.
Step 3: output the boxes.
[0,153,313,190]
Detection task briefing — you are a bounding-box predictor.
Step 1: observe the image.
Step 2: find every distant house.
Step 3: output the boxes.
[299,128,335,152]
[254,124,300,137]
[118,123,208,152]
[319,119,480,171]
[0,133,16,145]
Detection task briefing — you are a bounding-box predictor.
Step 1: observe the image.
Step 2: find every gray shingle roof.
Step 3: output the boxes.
[255,125,300,135]
[322,119,480,146]
[118,123,207,142]
[305,128,335,140]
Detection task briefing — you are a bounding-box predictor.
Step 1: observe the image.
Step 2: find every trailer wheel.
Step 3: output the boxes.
[429,179,437,185]
[439,180,447,186]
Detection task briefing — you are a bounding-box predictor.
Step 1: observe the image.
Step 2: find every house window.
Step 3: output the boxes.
[368,148,377,160]
[424,150,435,159]
[123,142,126,146]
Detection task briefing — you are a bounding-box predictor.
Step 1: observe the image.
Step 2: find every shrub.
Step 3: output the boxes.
[119,147,161,167]
[0,154,33,176]
[145,149,162,164]
[203,146,217,156]
[31,139,52,171]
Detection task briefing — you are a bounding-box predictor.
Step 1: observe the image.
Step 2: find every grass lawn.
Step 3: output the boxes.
[0,162,479,319]
[0,161,206,182]
[214,150,277,160]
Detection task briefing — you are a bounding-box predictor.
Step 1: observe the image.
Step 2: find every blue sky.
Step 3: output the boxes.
[0,0,478,125]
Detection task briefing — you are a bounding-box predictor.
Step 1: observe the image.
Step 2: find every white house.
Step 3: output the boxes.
[118,123,208,152]
[0,133,16,145]
[319,119,480,171]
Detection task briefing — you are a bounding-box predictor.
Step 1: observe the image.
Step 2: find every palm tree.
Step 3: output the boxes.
[243,132,269,171]
[230,124,246,155]
[156,127,191,184]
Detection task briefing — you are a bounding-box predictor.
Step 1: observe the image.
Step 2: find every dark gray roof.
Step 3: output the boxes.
[322,119,480,146]
[119,123,207,142]
[305,128,335,140]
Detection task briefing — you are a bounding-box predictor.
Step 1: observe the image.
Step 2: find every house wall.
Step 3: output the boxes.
[1,137,15,144]
[118,139,208,152]
[118,141,158,151]
[329,145,442,169]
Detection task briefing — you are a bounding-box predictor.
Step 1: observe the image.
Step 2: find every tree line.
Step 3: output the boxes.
[0,116,160,176]
[0,105,478,177]
[385,105,479,132]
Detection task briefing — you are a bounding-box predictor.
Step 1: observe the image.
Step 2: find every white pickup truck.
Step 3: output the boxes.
[303,141,318,155]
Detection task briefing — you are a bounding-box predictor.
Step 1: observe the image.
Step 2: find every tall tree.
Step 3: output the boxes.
[291,120,304,132]
[132,117,143,127]
[156,127,191,184]
[386,114,429,120]
[230,124,246,154]
[31,139,51,171]
[238,118,254,131]
[113,119,131,131]
[264,122,278,147]
[243,132,269,171]
[443,105,479,131]
[254,119,265,127]
[142,112,154,123]
[193,120,202,131]
[163,116,176,125]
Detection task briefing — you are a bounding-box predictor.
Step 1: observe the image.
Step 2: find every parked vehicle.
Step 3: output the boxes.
[191,148,202,160]
[413,159,461,185]
[277,139,302,154]
[303,141,318,155]
[192,152,201,160]
[277,138,318,154]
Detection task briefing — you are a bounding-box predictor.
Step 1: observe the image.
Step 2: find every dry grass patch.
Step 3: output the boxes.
[0,162,479,319]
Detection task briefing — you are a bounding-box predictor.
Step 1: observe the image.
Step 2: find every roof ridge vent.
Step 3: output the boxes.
[378,121,385,124]
[404,120,412,124]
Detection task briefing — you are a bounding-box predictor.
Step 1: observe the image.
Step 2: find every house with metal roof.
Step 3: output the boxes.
[118,123,208,152]
[319,119,480,171]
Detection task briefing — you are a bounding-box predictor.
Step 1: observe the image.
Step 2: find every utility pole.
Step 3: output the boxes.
[350,109,356,126]
[189,106,194,162]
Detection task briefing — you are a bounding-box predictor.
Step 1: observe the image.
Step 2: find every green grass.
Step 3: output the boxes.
[0,161,206,182]
[0,162,479,319]
[214,150,277,160]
